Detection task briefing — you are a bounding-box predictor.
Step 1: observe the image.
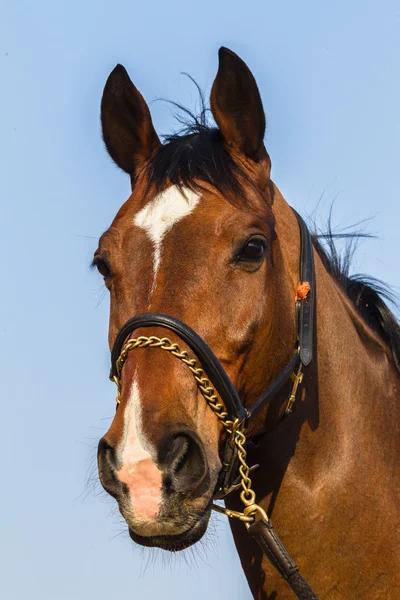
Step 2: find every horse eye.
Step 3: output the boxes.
[239,239,266,262]
[92,256,111,279]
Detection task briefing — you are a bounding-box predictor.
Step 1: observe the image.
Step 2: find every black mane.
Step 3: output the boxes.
[147,98,400,373]
[312,220,400,372]
[147,125,249,204]
[145,84,261,207]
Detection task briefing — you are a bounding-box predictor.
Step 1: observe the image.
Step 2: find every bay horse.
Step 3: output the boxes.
[94,47,400,598]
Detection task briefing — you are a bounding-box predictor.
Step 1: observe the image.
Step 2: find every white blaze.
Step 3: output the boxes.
[133,186,201,288]
[117,380,162,522]
[121,186,201,520]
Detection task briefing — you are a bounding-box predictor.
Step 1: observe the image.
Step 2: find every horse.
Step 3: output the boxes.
[94,47,400,598]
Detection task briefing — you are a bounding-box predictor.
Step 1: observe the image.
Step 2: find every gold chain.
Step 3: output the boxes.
[112,335,268,526]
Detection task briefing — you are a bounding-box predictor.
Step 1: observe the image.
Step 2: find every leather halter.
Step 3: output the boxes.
[110,209,315,426]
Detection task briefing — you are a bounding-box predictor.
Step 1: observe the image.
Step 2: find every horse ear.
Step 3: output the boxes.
[210,47,266,162]
[101,64,160,181]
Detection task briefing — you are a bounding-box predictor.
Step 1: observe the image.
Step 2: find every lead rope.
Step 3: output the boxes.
[113,336,319,600]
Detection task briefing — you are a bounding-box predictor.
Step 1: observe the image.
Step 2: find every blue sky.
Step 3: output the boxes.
[1,1,399,598]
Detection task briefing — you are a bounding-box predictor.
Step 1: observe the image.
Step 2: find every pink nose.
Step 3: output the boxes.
[98,430,209,518]
[117,457,162,521]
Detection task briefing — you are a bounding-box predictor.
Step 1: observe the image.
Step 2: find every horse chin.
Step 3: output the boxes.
[128,509,211,552]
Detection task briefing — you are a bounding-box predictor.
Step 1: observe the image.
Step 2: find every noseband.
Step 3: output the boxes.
[109,210,319,600]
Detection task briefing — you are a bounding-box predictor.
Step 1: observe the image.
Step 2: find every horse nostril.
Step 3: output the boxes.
[97,436,121,498]
[171,437,190,474]
[98,436,118,467]
[162,432,209,495]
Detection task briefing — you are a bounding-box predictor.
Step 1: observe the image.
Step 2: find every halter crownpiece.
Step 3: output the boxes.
[109,210,318,600]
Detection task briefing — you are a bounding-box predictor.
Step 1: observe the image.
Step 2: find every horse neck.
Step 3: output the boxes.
[268,187,400,485]
[227,188,400,600]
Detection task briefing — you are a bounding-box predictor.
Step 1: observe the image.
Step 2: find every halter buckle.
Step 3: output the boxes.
[285,364,303,414]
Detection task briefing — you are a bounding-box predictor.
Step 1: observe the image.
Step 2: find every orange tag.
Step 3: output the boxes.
[295,281,311,301]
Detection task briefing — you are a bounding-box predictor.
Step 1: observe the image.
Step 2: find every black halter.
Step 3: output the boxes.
[110,209,315,426]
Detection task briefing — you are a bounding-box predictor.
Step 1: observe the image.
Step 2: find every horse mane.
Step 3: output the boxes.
[148,88,400,374]
[145,79,261,207]
[312,219,400,373]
